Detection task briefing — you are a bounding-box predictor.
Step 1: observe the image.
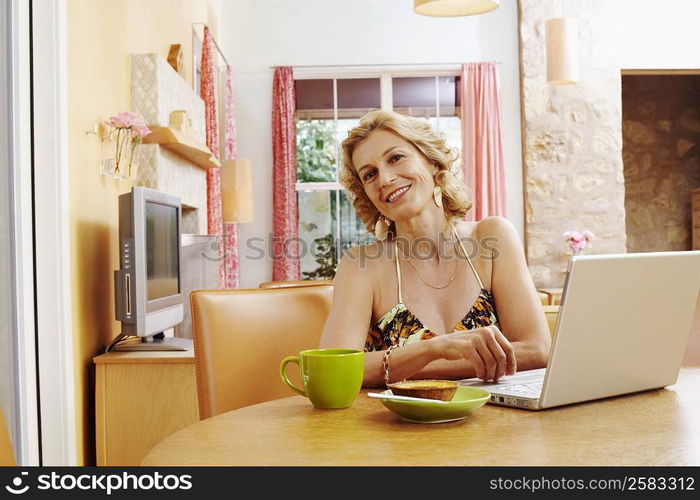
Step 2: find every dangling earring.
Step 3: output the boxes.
[433,186,443,208]
[374,215,390,240]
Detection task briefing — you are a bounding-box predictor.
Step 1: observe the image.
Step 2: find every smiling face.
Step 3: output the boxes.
[351,129,438,223]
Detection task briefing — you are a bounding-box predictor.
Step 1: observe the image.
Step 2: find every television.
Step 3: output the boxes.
[110,187,191,351]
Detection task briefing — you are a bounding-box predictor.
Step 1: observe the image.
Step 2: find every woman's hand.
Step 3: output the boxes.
[428,325,517,382]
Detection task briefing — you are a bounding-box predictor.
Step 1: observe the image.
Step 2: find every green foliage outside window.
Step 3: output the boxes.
[302,233,338,280]
[296,119,337,182]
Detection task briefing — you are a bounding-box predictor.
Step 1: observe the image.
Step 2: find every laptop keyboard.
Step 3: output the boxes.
[499,381,543,397]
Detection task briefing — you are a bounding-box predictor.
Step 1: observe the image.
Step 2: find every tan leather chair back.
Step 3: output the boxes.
[191,285,334,420]
[259,279,333,288]
[0,408,15,466]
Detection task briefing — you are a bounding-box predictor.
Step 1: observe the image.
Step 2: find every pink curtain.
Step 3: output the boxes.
[222,66,239,288]
[460,62,508,221]
[200,26,225,287]
[201,27,239,288]
[271,67,300,281]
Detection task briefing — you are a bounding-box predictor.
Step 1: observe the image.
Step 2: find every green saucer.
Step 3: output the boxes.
[376,386,490,424]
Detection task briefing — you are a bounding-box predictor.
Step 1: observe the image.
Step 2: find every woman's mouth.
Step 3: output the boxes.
[385,184,411,204]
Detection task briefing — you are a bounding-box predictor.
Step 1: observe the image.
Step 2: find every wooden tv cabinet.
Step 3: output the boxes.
[94,350,198,466]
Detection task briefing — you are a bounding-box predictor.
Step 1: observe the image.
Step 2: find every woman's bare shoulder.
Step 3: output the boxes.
[341,240,391,266]
[472,217,524,269]
[473,216,515,239]
[337,240,392,283]
[451,217,518,244]
[453,217,519,288]
[449,216,517,246]
[451,219,478,239]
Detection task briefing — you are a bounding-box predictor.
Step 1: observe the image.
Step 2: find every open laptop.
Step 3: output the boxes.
[459,251,700,410]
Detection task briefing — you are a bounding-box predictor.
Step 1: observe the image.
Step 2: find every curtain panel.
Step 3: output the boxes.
[200,27,225,287]
[201,27,240,288]
[223,66,239,288]
[271,67,300,281]
[460,62,508,221]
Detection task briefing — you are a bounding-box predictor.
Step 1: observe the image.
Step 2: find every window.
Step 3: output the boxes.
[392,76,462,153]
[295,72,462,279]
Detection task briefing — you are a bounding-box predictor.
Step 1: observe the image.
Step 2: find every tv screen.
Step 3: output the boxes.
[145,201,180,301]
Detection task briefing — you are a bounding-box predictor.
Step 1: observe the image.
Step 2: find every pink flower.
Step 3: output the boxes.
[563,230,595,253]
[105,111,150,175]
[108,111,147,129]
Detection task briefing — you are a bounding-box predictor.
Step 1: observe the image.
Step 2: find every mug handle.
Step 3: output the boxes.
[279,356,307,397]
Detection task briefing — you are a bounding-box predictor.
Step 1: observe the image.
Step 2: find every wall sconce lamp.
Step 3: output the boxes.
[413,0,500,17]
[546,18,579,85]
[221,159,254,224]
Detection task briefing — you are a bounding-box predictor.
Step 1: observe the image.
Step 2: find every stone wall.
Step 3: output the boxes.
[622,75,700,252]
[519,0,627,287]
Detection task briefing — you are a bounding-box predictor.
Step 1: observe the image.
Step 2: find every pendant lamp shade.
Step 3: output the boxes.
[221,159,254,223]
[414,0,500,17]
[546,18,579,85]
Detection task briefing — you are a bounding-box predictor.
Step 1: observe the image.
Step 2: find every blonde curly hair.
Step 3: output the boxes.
[340,110,472,234]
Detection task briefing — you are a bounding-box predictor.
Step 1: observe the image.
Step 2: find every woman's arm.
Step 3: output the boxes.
[361,327,517,387]
[414,340,536,380]
[480,216,552,369]
[318,245,374,353]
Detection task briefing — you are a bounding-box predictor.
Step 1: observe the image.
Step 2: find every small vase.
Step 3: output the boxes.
[102,127,135,179]
[101,157,127,178]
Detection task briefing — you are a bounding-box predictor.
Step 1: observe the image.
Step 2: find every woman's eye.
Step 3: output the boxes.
[389,154,403,163]
[362,170,376,182]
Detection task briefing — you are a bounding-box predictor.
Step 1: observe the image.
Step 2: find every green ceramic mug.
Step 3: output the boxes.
[279,348,364,409]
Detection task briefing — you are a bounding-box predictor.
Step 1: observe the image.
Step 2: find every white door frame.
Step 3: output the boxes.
[8,0,39,465]
[31,0,77,465]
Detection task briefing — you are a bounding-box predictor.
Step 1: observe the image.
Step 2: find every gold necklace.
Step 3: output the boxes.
[397,241,458,290]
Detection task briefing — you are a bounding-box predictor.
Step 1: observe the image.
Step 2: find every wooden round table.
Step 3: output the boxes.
[142,367,700,466]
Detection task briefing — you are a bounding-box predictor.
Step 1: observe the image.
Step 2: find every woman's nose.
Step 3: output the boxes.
[377,168,397,188]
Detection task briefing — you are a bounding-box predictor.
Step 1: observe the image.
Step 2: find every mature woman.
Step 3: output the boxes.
[319,110,550,387]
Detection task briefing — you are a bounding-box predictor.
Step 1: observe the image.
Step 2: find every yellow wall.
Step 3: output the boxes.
[67,0,218,465]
